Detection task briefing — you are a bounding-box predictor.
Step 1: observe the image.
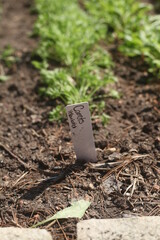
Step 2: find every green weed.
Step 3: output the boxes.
[0,46,18,82]
[1,45,17,68]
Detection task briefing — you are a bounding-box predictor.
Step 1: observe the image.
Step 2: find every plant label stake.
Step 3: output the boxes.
[66,102,97,163]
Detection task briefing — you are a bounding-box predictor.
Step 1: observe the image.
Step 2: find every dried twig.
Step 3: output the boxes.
[11,209,22,228]
[0,143,36,171]
[130,165,139,197]
[102,154,149,182]
[56,220,69,240]
[12,172,29,187]
[152,165,160,175]
[46,220,56,229]
[123,182,132,196]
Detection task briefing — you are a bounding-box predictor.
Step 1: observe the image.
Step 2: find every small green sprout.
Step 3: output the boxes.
[1,45,18,68]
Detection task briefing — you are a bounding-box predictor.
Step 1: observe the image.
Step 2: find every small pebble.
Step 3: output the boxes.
[108,152,122,161]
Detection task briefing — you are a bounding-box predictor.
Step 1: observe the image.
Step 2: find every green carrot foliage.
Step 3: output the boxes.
[84,0,160,77]
[33,0,116,121]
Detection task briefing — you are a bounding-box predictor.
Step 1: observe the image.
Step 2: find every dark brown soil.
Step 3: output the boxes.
[0,0,160,239]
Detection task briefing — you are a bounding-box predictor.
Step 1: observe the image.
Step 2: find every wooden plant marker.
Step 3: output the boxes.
[66,102,97,163]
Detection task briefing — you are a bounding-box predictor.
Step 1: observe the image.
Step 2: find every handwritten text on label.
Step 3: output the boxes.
[66,102,97,163]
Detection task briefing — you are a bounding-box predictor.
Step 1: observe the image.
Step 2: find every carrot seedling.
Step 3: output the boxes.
[33,0,117,122]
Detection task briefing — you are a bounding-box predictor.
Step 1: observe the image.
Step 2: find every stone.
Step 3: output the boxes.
[102,175,122,194]
[77,217,160,240]
[103,148,116,158]
[108,152,122,161]
[0,227,52,240]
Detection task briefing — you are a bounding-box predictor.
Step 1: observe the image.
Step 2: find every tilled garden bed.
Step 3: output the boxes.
[0,0,160,239]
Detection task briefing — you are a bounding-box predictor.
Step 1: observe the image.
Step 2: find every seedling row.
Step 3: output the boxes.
[31,0,160,122]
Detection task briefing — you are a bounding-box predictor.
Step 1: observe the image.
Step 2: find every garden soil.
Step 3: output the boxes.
[0,0,160,239]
